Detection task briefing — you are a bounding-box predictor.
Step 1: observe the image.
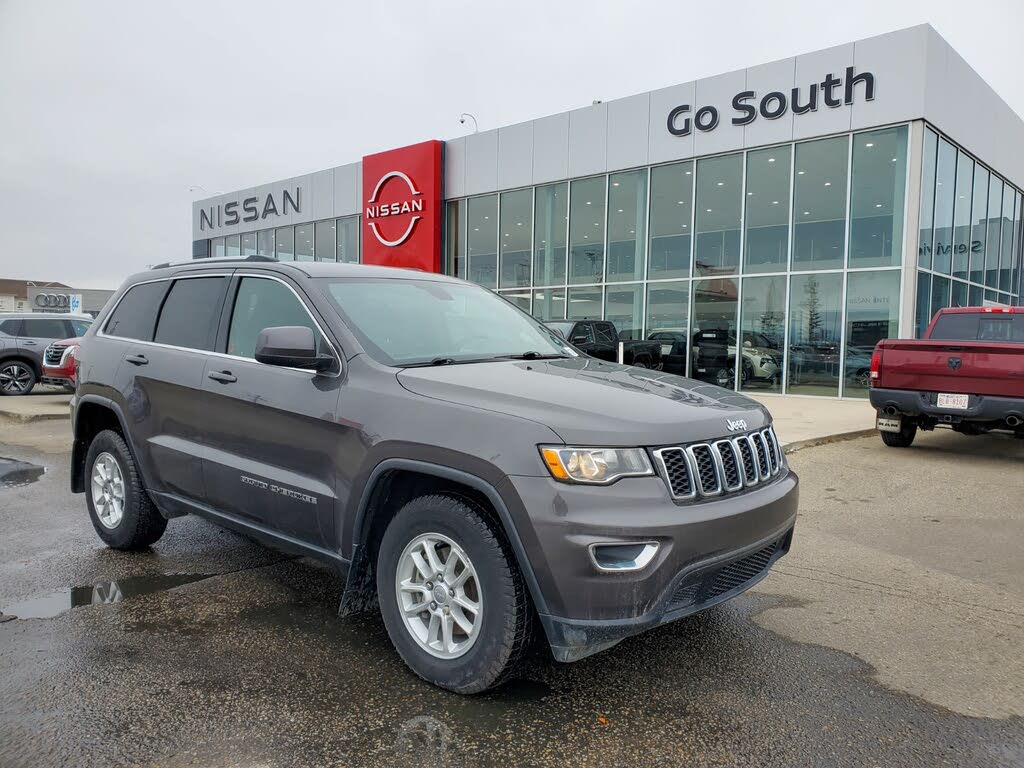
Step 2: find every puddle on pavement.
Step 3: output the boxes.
[0,457,44,489]
[0,573,210,620]
[486,678,553,703]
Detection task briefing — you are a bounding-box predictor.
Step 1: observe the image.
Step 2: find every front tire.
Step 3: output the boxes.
[85,429,167,549]
[377,494,532,694]
[880,420,917,448]
[0,361,36,395]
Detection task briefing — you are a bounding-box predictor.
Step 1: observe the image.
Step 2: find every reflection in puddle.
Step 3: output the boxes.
[393,715,454,768]
[0,457,44,489]
[1,573,210,619]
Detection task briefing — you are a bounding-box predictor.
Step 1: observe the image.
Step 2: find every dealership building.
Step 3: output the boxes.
[192,24,1023,398]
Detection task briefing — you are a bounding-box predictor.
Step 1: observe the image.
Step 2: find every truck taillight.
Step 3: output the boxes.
[869,348,882,384]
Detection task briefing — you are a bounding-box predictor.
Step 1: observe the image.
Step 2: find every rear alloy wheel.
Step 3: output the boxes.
[0,362,35,396]
[85,429,167,549]
[377,494,533,694]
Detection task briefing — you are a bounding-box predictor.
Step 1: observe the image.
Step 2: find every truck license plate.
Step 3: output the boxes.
[937,393,969,409]
[876,416,902,433]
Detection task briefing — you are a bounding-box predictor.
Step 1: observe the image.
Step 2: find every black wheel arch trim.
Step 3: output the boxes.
[71,394,147,494]
[345,458,550,618]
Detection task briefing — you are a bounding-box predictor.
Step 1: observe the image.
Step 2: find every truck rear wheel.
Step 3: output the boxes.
[880,420,917,448]
[85,429,167,549]
[376,493,532,694]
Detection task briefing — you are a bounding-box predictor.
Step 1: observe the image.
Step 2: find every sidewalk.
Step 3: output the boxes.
[0,392,71,424]
[0,389,878,451]
[746,394,877,452]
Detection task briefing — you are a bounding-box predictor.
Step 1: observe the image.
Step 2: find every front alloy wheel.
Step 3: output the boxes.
[396,533,482,659]
[0,362,35,395]
[376,494,533,693]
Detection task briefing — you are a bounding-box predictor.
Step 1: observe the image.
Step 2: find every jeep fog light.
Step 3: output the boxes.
[539,447,653,485]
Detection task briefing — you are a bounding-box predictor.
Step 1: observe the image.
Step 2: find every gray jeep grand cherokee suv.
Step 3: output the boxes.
[71,257,798,693]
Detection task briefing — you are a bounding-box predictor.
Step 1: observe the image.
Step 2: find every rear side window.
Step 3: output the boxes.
[930,313,1024,342]
[227,277,324,359]
[22,318,71,339]
[105,281,170,340]
[0,319,22,337]
[153,277,227,351]
[595,322,617,344]
[69,319,91,336]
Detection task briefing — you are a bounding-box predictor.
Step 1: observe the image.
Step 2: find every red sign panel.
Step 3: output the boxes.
[361,139,443,272]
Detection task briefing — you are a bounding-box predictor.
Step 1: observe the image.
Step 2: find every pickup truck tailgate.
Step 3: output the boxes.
[876,341,1024,398]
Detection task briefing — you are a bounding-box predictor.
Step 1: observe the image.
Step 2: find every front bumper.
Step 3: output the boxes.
[502,469,799,661]
[869,387,1024,424]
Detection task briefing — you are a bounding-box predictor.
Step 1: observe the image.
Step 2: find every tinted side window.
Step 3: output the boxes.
[227,277,324,359]
[105,281,170,340]
[595,322,617,344]
[0,319,22,337]
[153,277,227,351]
[69,319,91,336]
[22,318,71,339]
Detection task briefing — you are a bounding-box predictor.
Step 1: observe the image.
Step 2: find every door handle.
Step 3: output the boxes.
[125,354,148,366]
[208,370,237,383]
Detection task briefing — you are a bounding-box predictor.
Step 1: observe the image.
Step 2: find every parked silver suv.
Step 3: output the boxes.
[0,312,92,395]
[71,257,798,693]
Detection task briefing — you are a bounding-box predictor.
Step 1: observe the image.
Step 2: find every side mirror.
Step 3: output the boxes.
[254,326,333,371]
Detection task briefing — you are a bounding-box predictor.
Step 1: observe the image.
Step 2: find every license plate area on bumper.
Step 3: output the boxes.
[936,393,969,410]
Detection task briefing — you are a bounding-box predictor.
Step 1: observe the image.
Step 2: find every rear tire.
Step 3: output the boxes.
[85,429,167,549]
[376,494,532,694]
[880,420,917,447]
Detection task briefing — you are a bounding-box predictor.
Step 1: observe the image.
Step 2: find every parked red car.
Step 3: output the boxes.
[868,307,1024,447]
[41,337,81,392]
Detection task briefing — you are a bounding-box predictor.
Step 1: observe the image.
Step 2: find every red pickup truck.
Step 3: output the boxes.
[868,307,1024,447]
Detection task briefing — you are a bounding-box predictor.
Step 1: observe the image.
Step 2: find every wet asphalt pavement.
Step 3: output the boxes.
[0,422,1022,767]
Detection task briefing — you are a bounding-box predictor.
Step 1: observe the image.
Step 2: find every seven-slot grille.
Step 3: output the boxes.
[653,426,783,501]
[43,343,69,367]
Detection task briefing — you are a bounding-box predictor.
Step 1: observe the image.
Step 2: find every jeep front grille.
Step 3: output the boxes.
[653,427,784,502]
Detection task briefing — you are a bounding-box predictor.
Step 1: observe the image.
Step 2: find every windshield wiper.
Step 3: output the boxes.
[496,351,571,360]
[401,357,493,368]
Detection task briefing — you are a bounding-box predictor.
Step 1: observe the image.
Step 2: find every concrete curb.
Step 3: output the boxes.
[0,409,70,425]
[781,428,877,454]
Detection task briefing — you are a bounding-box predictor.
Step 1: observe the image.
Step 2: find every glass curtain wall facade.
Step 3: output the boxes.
[207,215,361,264]
[447,125,913,398]
[915,126,1023,336]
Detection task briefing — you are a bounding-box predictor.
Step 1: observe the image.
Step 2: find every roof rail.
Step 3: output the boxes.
[150,254,278,270]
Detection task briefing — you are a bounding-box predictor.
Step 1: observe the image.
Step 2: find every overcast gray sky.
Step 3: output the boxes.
[1,0,1022,288]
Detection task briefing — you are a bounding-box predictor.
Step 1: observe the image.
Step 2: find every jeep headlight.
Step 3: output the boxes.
[539,446,653,484]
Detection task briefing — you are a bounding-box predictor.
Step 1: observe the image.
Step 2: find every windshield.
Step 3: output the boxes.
[319,278,577,366]
[545,322,574,338]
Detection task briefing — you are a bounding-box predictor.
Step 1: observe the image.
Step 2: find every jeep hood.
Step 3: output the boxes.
[396,357,771,446]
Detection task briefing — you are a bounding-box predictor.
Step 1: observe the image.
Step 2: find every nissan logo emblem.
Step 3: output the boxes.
[34,293,71,308]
